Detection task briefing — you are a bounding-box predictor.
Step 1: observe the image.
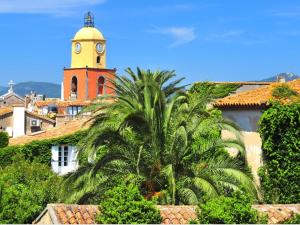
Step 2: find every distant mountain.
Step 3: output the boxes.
[0,82,61,98]
[259,72,299,82]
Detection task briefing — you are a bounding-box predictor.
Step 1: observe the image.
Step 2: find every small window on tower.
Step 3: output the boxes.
[96,56,100,64]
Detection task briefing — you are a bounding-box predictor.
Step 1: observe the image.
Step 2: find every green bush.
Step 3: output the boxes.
[0,130,88,168]
[0,155,61,224]
[0,132,9,148]
[190,82,241,99]
[197,193,267,224]
[96,184,162,224]
[259,103,300,203]
[283,214,300,224]
[272,84,298,98]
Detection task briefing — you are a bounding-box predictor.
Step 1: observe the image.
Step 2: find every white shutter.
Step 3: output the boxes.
[51,146,59,161]
[69,146,78,171]
[51,146,59,174]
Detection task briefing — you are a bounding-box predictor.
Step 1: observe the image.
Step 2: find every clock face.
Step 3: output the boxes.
[75,43,81,53]
[96,43,104,53]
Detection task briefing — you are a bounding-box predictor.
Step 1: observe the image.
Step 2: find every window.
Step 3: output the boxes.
[71,76,78,94]
[98,76,105,95]
[67,106,82,116]
[58,146,69,167]
[96,56,100,64]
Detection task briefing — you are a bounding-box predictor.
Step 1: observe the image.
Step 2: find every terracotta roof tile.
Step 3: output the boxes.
[252,204,300,224]
[35,100,91,107]
[211,81,273,85]
[0,107,13,117]
[9,119,90,146]
[214,79,300,108]
[34,204,300,224]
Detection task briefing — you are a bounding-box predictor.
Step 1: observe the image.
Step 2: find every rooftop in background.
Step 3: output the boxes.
[9,118,89,146]
[35,100,91,108]
[0,107,13,117]
[214,79,300,108]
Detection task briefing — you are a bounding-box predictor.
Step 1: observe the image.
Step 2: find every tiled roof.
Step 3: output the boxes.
[33,204,197,224]
[253,204,300,224]
[211,81,272,85]
[9,119,89,146]
[33,204,300,224]
[0,107,13,117]
[214,79,300,108]
[159,205,197,224]
[35,100,91,107]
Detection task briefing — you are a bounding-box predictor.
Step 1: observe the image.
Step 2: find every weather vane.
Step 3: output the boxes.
[84,12,95,27]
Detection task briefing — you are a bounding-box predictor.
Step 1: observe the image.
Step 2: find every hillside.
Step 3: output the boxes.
[0,82,61,98]
[259,72,299,82]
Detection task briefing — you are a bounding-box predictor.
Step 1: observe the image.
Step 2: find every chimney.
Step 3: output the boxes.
[12,105,25,138]
[277,75,286,83]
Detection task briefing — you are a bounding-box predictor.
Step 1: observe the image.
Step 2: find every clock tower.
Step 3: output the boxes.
[63,12,116,101]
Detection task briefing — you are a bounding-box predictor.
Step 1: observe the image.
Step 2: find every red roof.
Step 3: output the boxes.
[33,204,197,224]
[214,79,300,108]
[35,100,91,107]
[9,119,89,146]
[33,204,300,224]
[0,107,13,117]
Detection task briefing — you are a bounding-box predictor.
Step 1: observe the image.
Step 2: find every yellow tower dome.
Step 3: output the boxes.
[71,12,106,69]
[73,27,105,41]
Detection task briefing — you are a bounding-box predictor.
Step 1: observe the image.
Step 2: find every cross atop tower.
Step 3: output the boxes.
[8,80,15,93]
[84,12,94,27]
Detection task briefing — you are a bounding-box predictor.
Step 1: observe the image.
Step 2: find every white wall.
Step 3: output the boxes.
[221,109,263,186]
[222,109,262,132]
[13,106,25,138]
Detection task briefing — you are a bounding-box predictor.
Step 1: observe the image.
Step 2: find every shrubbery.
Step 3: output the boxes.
[259,103,300,203]
[283,214,300,224]
[0,155,61,224]
[0,130,87,168]
[96,184,162,224]
[196,193,267,224]
[272,84,299,98]
[190,82,241,99]
[0,131,8,148]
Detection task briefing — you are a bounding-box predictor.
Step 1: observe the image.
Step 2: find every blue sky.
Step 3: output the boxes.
[1,0,300,86]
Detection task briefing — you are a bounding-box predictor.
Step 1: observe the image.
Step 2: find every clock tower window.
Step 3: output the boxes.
[96,56,100,64]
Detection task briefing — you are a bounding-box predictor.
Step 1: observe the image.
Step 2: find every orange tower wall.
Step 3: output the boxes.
[63,68,116,101]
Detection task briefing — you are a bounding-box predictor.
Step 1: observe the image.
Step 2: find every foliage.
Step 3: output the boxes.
[196,192,267,224]
[95,183,162,224]
[189,82,241,99]
[259,103,300,203]
[0,132,9,148]
[63,68,257,205]
[272,84,299,98]
[0,155,61,224]
[0,130,88,168]
[283,214,300,224]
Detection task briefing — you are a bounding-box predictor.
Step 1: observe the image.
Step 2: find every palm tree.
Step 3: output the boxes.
[62,68,257,204]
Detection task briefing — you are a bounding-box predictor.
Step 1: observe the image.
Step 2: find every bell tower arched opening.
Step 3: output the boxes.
[71,76,78,99]
[98,76,105,95]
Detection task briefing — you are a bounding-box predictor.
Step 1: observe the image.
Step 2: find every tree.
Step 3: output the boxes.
[196,192,267,224]
[0,155,61,224]
[63,68,257,204]
[96,183,162,224]
[0,132,9,148]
